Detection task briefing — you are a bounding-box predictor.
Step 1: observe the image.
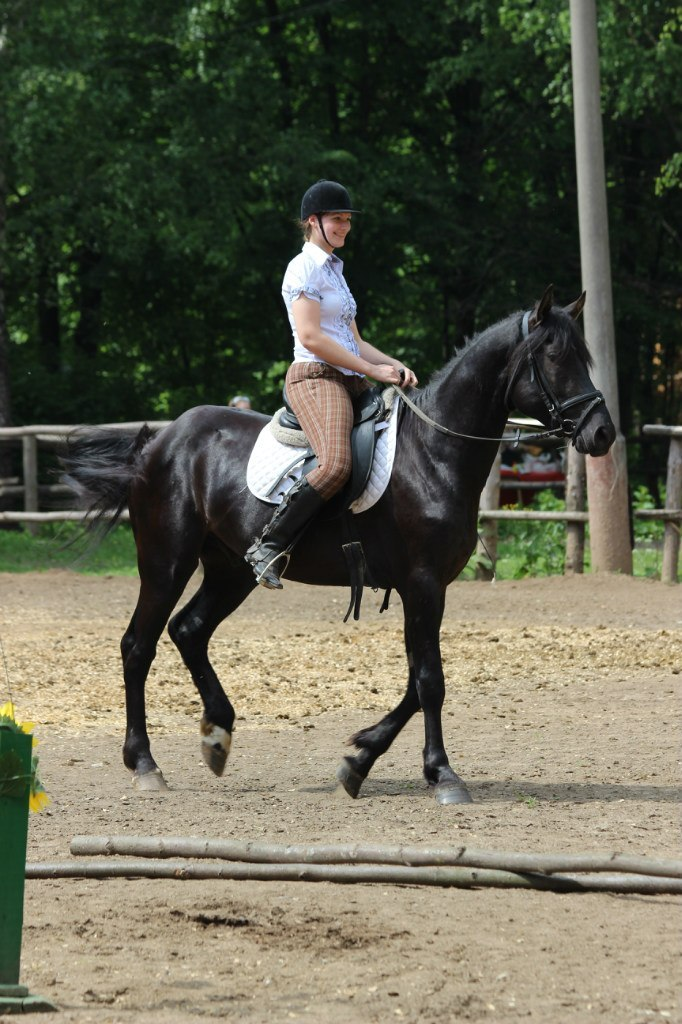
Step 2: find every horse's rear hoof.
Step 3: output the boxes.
[336,757,365,799]
[433,782,473,805]
[132,768,169,792]
[200,720,232,777]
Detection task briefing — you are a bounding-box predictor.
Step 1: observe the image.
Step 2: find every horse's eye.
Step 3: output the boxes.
[543,339,559,362]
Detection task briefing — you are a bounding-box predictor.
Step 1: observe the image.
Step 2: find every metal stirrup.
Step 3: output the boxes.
[255,550,291,584]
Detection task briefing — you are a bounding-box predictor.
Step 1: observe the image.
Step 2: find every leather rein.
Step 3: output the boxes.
[393,310,604,448]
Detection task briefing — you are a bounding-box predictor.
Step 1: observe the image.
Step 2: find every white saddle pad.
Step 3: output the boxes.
[246,407,399,514]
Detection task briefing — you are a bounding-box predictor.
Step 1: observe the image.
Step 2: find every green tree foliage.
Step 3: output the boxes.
[1,0,679,449]
[499,0,681,447]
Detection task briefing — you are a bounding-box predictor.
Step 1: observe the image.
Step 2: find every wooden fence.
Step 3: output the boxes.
[1,420,680,582]
[476,424,681,583]
[0,422,169,528]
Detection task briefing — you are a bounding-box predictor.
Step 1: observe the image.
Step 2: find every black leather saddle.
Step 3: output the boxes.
[279,385,386,511]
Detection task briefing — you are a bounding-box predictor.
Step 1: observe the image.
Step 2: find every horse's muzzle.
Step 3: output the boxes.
[574,414,616,456]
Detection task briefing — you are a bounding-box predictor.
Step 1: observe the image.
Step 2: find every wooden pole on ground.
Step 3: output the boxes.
[69,835,682,878]
[25,857,682,895]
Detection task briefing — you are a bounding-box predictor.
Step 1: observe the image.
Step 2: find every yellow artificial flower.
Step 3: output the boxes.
[1,701,48,811]
[0,700,37,740]
[29,788,50,813]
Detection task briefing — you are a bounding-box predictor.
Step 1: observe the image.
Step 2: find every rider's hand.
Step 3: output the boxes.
[398,366,418,388]
[368,363,418,387]
[370,364,404,385]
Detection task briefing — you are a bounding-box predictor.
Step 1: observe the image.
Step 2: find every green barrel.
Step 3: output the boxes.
[0,727,56,1012]
[0,727,32,986]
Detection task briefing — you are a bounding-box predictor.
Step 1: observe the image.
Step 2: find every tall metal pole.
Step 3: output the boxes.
[570,0,632,573]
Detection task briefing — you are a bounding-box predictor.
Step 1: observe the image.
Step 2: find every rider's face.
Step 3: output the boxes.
[311,212,352,251]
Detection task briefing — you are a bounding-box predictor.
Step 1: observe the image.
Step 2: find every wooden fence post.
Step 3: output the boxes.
[642,426,682,585]
[661,436,681,584]
[21,435,38,537]
[475,446,502,580]
[564,447,586,574]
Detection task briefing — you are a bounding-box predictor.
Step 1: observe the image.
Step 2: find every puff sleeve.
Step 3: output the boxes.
[282,254,325,305]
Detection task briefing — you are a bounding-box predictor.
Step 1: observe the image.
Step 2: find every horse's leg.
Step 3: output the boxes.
[121,562,198,791]
[336,633,420,798]
[168,560,256,777]
[405,582,473,805]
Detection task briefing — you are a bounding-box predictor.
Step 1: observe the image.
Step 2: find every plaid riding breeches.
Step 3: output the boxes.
[284,361,369,501]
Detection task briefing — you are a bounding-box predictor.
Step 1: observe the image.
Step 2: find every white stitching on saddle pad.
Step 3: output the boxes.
[246,405,399,513]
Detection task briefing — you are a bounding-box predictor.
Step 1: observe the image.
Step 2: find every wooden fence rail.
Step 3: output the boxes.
[1,420,680,582]
[0,422,168,535]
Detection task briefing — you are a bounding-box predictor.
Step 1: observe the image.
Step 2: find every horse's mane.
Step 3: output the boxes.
[416,330,486,401]
[419,307,593,403]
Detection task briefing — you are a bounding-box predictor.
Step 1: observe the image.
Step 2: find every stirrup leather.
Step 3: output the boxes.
[245,477,326,589]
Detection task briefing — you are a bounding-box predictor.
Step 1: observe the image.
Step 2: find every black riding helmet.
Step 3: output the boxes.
[300,180,360,247]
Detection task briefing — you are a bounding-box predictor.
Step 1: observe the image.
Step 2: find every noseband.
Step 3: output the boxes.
[394,311,604,446]
[505,311,605,442]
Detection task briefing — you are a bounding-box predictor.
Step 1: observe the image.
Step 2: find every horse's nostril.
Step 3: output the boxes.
[591,423,616,454]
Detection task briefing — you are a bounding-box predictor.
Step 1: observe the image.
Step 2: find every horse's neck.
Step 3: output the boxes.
[427,319,516,433]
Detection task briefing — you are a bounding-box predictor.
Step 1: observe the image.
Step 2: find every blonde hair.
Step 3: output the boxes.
[298,218,313,241]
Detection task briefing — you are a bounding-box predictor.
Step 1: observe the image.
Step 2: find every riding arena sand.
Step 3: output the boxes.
[1,570,680,1023]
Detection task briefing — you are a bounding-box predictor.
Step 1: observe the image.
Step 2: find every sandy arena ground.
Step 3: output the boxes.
[1,571,680,1023]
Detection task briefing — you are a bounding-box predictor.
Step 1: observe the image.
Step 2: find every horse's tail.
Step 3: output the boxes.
[59,424,154,535]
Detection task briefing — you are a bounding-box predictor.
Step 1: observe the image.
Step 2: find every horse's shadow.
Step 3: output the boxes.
[300,779,681,803]
[469,780,681,804]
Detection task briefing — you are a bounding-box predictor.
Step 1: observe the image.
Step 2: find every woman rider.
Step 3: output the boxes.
[245,180,418,589]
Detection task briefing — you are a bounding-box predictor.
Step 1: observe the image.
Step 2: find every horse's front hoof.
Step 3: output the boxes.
[200,720,232,777]
[336,757,365,799]
[132,767,169,792]
[433,781,473,805]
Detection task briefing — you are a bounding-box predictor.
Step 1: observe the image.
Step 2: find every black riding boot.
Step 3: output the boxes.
[245,477,325,590]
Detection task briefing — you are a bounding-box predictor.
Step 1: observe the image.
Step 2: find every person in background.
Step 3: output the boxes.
[245,179,417,590]
[229,395,252,410]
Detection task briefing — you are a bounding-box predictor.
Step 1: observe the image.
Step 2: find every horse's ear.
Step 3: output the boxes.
[529,284,554,329]
[564,291,586,320]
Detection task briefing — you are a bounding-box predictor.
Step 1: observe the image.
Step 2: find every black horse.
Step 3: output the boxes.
[61,286,615,804]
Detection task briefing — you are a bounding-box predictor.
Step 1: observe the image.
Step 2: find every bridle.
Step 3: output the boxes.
[393,311,605,447]
[505,310,605,440]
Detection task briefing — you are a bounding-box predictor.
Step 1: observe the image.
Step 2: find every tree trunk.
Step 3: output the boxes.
[73,247,103,358]
[37,261,61,374]
[315,13,340,135]
[0,163,13,482]
[263,0,293,128]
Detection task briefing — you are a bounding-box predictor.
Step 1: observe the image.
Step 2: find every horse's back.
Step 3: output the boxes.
[131,405,268,535]
[146,405,266,467]
[160,404,267,443]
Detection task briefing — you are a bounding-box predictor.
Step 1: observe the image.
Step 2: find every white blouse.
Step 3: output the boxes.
[281,241,362,376]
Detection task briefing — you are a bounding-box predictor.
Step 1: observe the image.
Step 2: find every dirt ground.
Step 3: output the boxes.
[1,571,680,1023]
